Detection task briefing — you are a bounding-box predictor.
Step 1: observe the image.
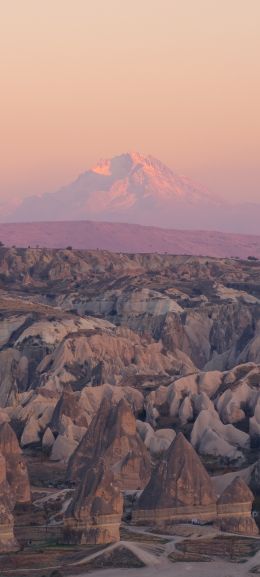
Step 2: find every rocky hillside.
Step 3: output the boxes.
[0,247,259,551]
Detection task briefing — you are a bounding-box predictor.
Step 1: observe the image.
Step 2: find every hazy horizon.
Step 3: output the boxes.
[0,0,260,211]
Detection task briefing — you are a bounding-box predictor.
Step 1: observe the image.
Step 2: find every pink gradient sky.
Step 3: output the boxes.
[0,0,259,204]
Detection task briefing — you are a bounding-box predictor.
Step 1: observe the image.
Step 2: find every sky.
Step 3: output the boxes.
[0,0,259,207]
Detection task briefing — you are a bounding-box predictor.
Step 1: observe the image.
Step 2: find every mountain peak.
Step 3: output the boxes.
[6,151,260,234]
[91,151,165,178]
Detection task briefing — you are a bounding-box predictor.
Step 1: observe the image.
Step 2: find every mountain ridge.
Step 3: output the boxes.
[0,220,259,259]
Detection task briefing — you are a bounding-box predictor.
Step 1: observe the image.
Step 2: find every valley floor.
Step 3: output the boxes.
[1,525,259,577]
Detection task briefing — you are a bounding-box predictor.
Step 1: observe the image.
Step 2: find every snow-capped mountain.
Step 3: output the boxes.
[5,153,260,234]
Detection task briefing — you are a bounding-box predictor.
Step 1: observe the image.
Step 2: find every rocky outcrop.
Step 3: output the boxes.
[250,458,260,495]
[68,399,151,490]
[48,384,144,463]
[0,349,22,407]
[0,423,31,503]
[74,287,184,334]
[191,409,250,462]
[133,433,216,525]
[136,420,176,458]
[36,326,193,392]
[249,395,260,446]
[216,477,258,535]
[64,458,123,544]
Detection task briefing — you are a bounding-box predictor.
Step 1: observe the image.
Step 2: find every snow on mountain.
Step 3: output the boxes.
[4,153,260,234]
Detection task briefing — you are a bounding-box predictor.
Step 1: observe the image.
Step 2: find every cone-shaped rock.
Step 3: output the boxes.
[0,423,31,504]
[67,398,151,490]
[64,458,123,544]
[133,432,216,525]
[0,452,19,552]
[218,476,254,508]
[216,476,258,535]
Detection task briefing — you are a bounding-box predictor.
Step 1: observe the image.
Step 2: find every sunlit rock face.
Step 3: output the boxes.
[64,458,123,545]
[133,432,217,525]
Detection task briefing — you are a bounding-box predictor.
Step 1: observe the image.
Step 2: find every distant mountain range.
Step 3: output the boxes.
[5,152,260,235]
[0,220,259,259]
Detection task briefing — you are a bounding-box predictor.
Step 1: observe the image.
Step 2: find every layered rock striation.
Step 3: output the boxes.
[64,458,123,544]
[216,476,258,535]
[132,432,217,525]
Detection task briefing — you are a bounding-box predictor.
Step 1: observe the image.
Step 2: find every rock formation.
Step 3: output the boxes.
[0,248,259,545]
[191,409,250,462]
[216,476,259,535]
[136,420,176,458]
[0,452,19,552]
[64,458,123,544]
[0,423,31,503]
[132,432,216,525]
[250,458,260,495]
[67,398,151,490]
